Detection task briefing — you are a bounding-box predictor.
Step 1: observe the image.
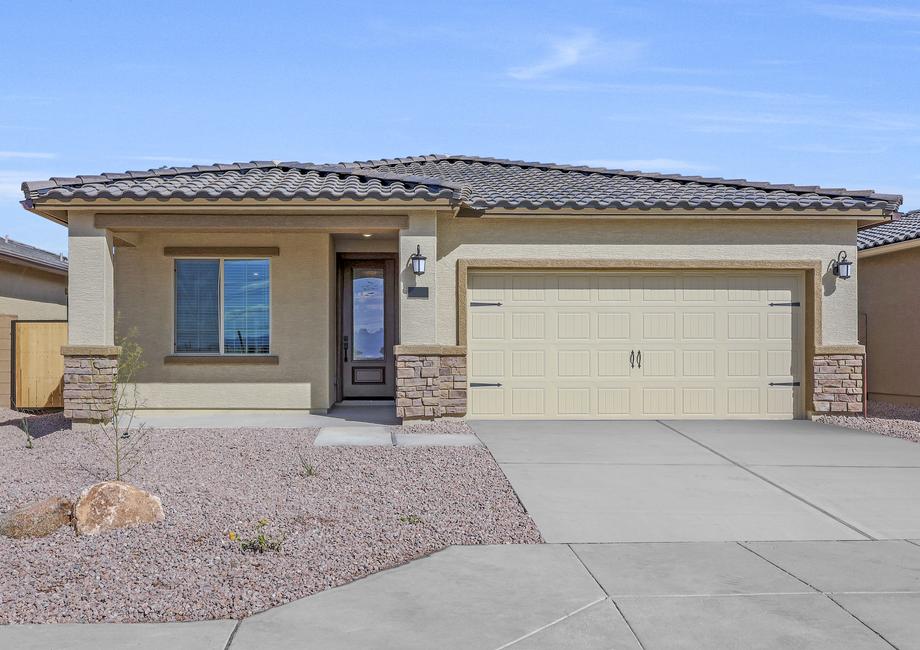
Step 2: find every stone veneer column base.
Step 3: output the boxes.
[813,352,864,414]
[395,345,467,420]
[62,345,121,423]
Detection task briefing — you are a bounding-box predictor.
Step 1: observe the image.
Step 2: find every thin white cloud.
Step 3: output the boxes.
[507,32,642,80]
[122,155,209,164]
[577,158,713,173]
[0,171,41,200]
[809,3,920,21]
[0,151,57,160]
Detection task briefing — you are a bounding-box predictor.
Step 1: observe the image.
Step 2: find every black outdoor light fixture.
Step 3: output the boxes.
[832,250,853,279]
[410,244,427,275]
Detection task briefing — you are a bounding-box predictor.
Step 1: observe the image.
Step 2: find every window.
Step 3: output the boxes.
[175,258,270,354]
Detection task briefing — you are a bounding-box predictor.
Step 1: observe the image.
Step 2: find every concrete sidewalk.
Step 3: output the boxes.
[9,540,918,649]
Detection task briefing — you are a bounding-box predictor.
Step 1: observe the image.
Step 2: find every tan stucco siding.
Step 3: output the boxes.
[115,232,333,410]
[436,216,859,347]
[0,260,67,320]
[858,248,920,405]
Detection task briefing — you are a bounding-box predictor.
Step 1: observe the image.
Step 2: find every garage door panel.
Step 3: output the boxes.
[511,350,545,377]
[467,271,803,419]
[598,312,631,339]
[471,312,505,340]
[558,349,591,377]
[598,349,632,376]
[643,313,676,339]
[511,312,545,339]
[682,387,716,415]
[511,388,545,416]
[558,387,591,416]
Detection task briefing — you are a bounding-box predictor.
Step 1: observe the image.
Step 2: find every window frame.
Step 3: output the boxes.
[173,256,272,356]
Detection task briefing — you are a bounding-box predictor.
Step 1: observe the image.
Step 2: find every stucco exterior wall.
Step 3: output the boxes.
[115,232,333,410]
[858,248,920,405]
[436,216,859,347]
[0,260,67,320]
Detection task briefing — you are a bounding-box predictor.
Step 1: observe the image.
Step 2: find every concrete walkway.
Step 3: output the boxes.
[7,419,920,648]
[9,540,920,649]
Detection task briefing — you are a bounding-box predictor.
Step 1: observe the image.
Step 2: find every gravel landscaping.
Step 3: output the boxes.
[0,409,541,623]
[817,400,920,443]
[388,419,475,436]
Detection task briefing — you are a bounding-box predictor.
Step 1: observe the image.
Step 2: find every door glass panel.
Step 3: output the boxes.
[352,267,385,361]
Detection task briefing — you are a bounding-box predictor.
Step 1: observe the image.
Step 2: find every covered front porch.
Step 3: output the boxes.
[51,202,464,424]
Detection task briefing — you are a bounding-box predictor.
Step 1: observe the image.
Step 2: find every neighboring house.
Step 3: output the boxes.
[0,236,68,409]
[20,156,900,423]
[857,210,920,406]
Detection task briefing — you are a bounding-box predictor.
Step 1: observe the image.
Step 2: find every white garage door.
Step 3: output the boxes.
[467,271,804,419]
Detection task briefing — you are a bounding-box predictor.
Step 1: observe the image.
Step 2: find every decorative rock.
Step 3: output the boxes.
[0,496,73,539]
[72,481,164,536]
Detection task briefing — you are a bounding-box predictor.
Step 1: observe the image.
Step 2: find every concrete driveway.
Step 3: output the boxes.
[470,419,920,543]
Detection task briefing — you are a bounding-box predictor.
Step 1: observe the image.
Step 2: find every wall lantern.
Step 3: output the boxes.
[410,244,427,275]
[832,251,853,279]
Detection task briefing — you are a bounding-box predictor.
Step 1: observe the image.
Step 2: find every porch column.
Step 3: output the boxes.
[62,212,119,423]
[395,212,467,420]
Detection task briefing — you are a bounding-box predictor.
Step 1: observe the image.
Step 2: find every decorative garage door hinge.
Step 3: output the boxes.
[470,382,503,388]
[470,301,503,307]
[769,302,801,307]
[769,381,801,386]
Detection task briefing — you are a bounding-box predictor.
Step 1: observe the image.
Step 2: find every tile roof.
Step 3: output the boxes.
[858,210,920,251]
[0,236,67,272]
[352,155,901,212]
[21,154,901,214]
[21,162,461,204]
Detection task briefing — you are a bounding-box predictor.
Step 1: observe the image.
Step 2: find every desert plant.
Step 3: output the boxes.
[21,416,32,449]
[297,451,317,478]
[83,325,150,481]
[231,518,285,553]
[399,514,423,525]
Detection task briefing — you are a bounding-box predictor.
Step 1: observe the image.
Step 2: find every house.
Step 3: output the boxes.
[857,210,920,407]
[0,236,68,408]
[19,156,900,422]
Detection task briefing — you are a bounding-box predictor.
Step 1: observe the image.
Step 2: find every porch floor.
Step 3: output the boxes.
[132,402,398,429]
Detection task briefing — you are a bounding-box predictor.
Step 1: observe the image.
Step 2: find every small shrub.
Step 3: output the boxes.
[21,417,32,450]
[230,518,285,553]
[297,452,317,478]
[399,514,423,525]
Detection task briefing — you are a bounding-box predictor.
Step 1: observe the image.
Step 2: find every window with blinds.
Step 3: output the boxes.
[174,258,270,355]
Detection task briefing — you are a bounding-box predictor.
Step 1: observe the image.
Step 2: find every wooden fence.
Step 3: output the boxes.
[12,320,68,409]
[0,315,14,408]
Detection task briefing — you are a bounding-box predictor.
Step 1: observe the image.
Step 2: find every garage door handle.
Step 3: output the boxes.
[629,350,635,368]
[470,382,503,388]
[769,381,800,386]
[470,301,503,307]
[637,350,641,368]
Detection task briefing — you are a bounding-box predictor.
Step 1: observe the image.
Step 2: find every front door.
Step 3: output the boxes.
[341,258,397,399]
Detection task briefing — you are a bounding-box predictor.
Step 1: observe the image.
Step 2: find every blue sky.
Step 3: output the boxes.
[2,0,918,255]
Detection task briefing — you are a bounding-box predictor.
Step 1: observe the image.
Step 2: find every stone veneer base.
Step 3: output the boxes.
[395,346,467,420]
[62,347,120,423]
[813,353,864,414]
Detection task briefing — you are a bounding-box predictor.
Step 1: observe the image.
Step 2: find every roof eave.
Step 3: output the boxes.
[0,249,67,275]
[859,238,920,258]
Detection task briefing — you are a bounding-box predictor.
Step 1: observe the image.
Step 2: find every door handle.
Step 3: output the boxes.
[637,350,642,368]
[343,335,349,363]
[629,350,635,368]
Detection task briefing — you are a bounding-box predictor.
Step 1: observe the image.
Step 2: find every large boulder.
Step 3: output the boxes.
[73,481,164,536]
[0,496,73,539]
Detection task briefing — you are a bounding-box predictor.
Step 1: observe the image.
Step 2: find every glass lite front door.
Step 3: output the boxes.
[341,259,396,398]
